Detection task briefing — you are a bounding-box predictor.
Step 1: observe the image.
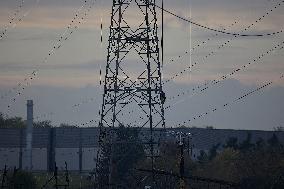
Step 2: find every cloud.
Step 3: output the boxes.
[0,0,283,131]
[0,59,100,71]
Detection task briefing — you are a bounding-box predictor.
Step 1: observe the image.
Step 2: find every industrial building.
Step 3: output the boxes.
[0,127,283,172]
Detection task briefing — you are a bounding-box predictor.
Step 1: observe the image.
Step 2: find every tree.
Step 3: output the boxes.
[7,169,37,189]
[112,125,145,186]
[205,126,215,129]
[208,143,220,160]
[274,126,284,131]
[223,137,239,150]
[34,120,52,128]
[255,137,266,150]
[239,133,254,152]
[0,113,25,128]
[267,133,282,148]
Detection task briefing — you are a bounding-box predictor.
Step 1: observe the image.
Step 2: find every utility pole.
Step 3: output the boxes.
[166,130,192,189]
[96,0,165,188]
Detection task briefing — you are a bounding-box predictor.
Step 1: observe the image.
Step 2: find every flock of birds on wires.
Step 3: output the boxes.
[0,0,283,129]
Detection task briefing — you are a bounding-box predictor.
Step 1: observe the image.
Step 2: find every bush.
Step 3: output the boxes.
[8,170,37,189]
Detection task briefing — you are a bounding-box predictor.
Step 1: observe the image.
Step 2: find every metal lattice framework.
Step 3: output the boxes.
[96,0,165,187]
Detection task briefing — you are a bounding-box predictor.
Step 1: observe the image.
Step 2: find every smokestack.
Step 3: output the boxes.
[26,100,33,171]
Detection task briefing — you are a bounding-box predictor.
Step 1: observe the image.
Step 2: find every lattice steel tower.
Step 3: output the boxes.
[96,0,165,187]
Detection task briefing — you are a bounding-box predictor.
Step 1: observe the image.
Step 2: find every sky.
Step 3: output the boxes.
[0,0,283,130]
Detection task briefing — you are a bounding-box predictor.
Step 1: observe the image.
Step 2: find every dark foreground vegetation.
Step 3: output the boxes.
[1,114,283,188]
[0,170,94,189]
[95,126,284,189]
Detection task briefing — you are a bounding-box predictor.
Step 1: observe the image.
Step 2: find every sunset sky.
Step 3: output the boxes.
[0,0,283,130]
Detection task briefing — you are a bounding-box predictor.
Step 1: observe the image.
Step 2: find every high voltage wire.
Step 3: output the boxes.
[2,0,278,111]
[0,0,91,101]
[174,73,284,127]
[164,20,239,67]
[78,27,284,128]
[62,64,284,175]
[22,0,284,178]
[0,0,24,40]
[0,0,41,40]
[70,21,241,110]
[163,0,284,85]
[166,41,284,104]
[154,1,284,37]
[164,42,284,124]
[2,0,97,111]
[136,40,284,128]
[5,0,283,129]
[43,0,283,128]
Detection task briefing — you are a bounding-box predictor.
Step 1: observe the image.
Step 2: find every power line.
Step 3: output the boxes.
[0,0,41,41]
[164,20,239,67]
[163,0,284,84]
[69,21,241,111]
[0,0,24,40]
[71,22,242,112]
[153,1,284,37]
[34,0,282,133]
[2,0,97,112]
[166,41,284,104]
[87,28,281,128]
[0,0,90,101]
[174,74,284,127]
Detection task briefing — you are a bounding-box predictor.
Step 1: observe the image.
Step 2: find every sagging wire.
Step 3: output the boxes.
[154,1,284,37]
[163,0,284,85]
[164,19,239,68]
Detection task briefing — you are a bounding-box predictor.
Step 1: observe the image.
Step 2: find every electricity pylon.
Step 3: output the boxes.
[96,0,165,188]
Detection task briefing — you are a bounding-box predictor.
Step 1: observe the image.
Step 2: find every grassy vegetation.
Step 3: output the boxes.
[0,171,94,189]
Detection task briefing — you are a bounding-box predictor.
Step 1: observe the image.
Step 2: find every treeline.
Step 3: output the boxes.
[97,127,284,189]
[0,113,75,128]
[193,133,284,189]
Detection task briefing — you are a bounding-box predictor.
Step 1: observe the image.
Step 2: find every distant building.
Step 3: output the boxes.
[0,127,99,172]
[0,127,283,171]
